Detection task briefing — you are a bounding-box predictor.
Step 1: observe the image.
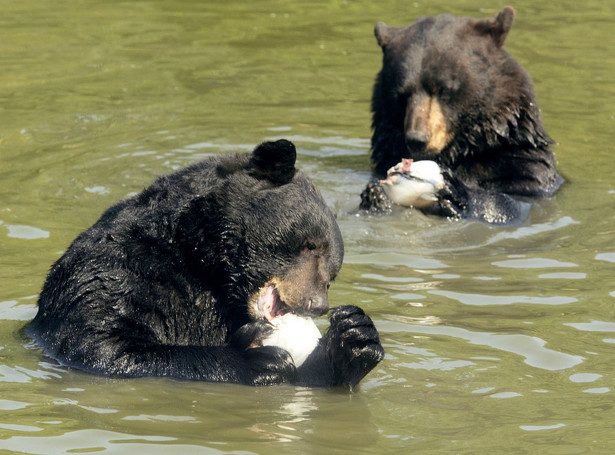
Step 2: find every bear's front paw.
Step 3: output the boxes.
[230,321,275,351]
[327,305,384,387]
[359,181,392,213]
[243,345,297,386]
[425,168,467,219]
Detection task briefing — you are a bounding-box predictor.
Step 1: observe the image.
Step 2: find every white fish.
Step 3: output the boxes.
[380,158,444,208]
[261,313,321,367]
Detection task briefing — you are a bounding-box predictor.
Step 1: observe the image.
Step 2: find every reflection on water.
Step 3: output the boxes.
[1,430,213,455]
[1,223,50,240]
[0,375,381,453]
[429,290,577,306]
[381,318,584,371]
[566,320,615,333]
[2,0,615,453]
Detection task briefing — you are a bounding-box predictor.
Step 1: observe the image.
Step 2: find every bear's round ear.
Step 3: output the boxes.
[249,139,297,185]
[474,6,515,48]
[374,22,391,48]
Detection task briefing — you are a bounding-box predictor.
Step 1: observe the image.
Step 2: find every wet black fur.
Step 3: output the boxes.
[365,8,562,222]
[27,140,384,387]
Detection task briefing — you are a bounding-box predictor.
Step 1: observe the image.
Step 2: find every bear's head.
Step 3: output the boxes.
[177,140,344,325]
[371,7,552,175]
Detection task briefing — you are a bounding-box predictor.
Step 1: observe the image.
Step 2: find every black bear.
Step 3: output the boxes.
[27,140,384,388]
[361,7,562,223]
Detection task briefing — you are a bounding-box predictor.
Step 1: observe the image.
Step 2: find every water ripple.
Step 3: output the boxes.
[429,290,577,306]
[379,319,584,371]
[1,222,49,240]
[486,216,579,243]
[565,320,615,332]
[492,258,577,269]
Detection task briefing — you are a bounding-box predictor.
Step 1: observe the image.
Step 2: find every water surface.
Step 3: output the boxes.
[1,0,614,453]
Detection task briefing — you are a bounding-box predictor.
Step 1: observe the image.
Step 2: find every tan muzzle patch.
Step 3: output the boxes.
[406,95,452,153]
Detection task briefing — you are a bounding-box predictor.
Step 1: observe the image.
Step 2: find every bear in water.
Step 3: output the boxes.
[361,7,562,224]
[28,140,384,388]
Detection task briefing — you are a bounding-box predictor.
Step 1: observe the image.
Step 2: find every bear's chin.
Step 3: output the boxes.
[405,144,445,161]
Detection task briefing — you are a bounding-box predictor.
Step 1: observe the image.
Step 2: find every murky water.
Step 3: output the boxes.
[1,0,614,453]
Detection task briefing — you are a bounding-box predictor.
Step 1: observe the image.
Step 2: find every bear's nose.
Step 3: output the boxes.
[405,131,429,148]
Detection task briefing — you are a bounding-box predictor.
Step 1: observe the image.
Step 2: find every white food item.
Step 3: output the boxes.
[381,159,444,208]
[261,313,321,367]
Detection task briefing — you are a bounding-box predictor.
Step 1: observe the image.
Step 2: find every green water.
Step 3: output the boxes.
[1,0,614,453]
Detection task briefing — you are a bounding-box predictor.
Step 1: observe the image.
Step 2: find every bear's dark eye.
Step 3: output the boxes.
[303,240,317,251]
[395,92,410,112]
[396,85,413,99]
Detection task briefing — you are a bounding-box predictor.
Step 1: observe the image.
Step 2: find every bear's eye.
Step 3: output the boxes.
[395,92,410,112]
[303,240,318,251]
[396,85,413,99]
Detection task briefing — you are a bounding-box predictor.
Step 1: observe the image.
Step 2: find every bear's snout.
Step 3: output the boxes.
[276,252,332,317]
[304,294,329,317]
[403,94,451,158]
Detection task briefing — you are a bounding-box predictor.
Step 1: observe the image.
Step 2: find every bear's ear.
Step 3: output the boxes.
[249,139,297,184]
[474,6,515,48]
[374,22,392,48]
